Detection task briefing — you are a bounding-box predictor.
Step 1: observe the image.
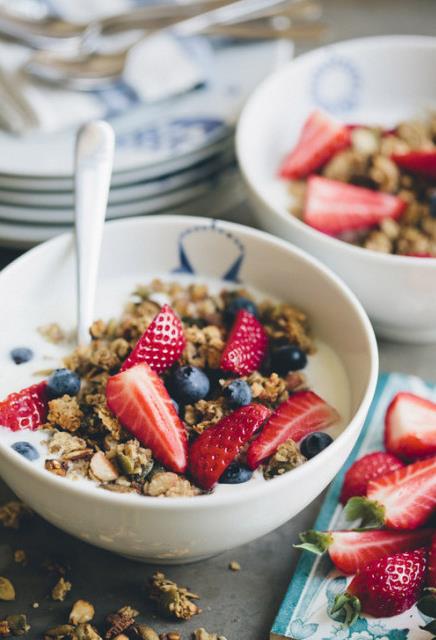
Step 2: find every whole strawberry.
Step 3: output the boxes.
[121,304,185,374]
[331,548,427,622]
[340,450,404,505]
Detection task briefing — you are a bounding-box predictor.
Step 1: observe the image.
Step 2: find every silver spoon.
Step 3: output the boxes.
[24,0,300,90]
[75,121,115,346]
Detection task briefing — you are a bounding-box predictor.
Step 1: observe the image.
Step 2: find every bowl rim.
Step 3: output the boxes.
[0,215,379,510]
[236,33,436,268]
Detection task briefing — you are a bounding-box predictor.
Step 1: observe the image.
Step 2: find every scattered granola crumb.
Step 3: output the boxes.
[150,572,201,620]
[0,620,10,637]
[133,625,160,640]
[13,550,27,565]
[38,322,68,344]
[5,614,30,636]
[105,606,138,639]
[0,577,15,601]
[69,599,95,624]
[228,561,241,572]
[263,439,306,479]
[32,603,39,609]
[51,577,72,602]
[0,501,32,529]
[193,630,228,640]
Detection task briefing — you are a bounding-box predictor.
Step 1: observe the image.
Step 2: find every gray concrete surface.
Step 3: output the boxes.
[1,1,436,638]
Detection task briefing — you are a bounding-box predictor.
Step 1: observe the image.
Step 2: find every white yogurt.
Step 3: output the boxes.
[0,274,352,496]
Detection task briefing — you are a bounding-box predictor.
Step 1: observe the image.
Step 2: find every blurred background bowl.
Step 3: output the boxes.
[236,35,436,343]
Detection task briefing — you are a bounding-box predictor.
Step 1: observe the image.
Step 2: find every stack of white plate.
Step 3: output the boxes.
[0,36,293,248]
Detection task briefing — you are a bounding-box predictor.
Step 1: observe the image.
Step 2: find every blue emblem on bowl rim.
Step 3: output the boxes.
[310,56,360,115]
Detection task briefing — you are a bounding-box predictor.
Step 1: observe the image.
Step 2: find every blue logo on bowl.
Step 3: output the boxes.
[173,220,245,282]
[311,57,360,115]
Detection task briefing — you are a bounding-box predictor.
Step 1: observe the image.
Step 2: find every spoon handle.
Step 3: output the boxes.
[74,120,115,346]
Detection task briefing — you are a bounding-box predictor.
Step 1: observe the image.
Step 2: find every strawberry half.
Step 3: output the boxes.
[304,176,406,235]
[246,391,339,470]
[392,150,436,179]
[345,455,436,530]
[296,528,433,575]
[188,403,271,490]
[0,381,48,431]
[106,362,188,474]
[220,310,268,376]
[340,450,405,505]
[385,392,436,461]
[121,304,185,374]
[279,110,350,179]
[331,548,427,622]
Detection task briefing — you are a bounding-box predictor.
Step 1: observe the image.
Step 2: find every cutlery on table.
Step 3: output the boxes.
[75,121,114,346]
[23,0,312,90]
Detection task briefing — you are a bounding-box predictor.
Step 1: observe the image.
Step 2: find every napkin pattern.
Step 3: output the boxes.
[271,372,436,640]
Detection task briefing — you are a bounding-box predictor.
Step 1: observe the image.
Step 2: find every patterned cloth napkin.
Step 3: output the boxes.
[0,0,205,133]
[271,372,436,640]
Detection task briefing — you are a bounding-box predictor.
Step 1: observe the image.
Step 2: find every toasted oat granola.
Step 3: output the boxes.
[263,439,306,479]
[29,281,319,496]
[287,114,436,257]
[149,572,201,620]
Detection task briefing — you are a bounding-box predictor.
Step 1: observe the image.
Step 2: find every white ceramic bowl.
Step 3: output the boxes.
[236,35,436,343]
[0,216,377,563]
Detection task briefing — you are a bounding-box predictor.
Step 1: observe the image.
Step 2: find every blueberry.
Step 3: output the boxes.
[11,441,39,461]
[271,345,307,375]
[430,192,436,218]
[219,462,253,484]
[223,380,252,407]
[47,368,81,399]
[10,347,34,365]
[225,297,258,323]
[300,432,333,459]
[171,366,210,405]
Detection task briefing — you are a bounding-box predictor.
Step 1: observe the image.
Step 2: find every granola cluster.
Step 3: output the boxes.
[38,280,313,495]
[290,115,436,256]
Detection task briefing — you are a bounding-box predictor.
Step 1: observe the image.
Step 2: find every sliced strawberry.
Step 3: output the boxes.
[220,310,268,376]
[340,451,405,505]
[345,455,436,530]
[296,528,433,574]
[279,110,350,179]
[0,381,48,431]
[392,150,436,179]
[246,391,339,470]
[304,176,406,235]
[385,392,436,460]
[121,304,185,374]
[188,404,271,490]
[331,548,427,621]
[106,362,187,473]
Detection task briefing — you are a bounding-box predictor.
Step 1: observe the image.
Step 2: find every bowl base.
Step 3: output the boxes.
[120,551,219,565]
[374,322,436,344]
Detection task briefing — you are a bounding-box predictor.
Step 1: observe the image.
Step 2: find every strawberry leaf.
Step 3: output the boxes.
[344,496,385,529]
[330,593,361,626]
[294,530,333,555]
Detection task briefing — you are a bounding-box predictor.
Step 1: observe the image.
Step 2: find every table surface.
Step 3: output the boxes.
[1,1,436,638]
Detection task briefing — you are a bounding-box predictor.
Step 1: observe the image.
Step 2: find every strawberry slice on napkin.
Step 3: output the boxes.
[385,392,436,460]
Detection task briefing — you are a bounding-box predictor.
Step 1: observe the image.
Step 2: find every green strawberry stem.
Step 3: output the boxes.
[344,496,385,529]
[294,530,334,555]
[330,593,361,626]
[419,619,436,635]
[418,588,436,618]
